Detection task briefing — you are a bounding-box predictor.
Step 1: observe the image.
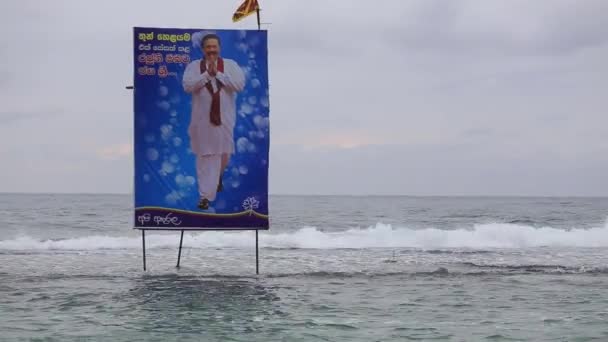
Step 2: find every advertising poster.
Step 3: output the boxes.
[133,27,269,229]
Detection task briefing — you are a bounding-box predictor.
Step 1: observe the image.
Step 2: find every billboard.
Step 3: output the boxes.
[133,27,269,229]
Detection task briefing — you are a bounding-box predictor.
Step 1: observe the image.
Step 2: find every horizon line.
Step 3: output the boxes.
[0,191,607,198]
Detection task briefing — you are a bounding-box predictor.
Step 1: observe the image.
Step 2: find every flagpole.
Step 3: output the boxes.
[256,6,261,31]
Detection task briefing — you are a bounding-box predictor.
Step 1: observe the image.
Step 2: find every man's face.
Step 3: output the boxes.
[203,38,220,61]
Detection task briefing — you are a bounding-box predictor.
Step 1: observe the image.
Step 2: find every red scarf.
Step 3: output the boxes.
[200,58,224,126]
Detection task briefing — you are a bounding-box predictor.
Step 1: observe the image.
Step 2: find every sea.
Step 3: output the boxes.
[1,193,607,341]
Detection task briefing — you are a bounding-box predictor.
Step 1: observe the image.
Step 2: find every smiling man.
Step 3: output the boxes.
[182,33,245,210]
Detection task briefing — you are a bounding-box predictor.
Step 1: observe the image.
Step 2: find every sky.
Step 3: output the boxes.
[0,0,607,196]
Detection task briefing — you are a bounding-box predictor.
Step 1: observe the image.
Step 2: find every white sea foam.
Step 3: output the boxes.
[1,222,607,251]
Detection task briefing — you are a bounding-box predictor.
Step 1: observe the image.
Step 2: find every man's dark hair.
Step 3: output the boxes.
[202,33,221,47]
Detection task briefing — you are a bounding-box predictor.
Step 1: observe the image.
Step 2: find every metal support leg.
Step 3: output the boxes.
[176,230,184,268]
[255,230,259,275]
[142,230,147,271]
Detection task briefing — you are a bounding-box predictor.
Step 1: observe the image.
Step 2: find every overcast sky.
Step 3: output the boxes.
[0,0,607,196]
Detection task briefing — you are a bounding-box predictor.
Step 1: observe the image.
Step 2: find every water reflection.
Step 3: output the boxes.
[123,274,285,337]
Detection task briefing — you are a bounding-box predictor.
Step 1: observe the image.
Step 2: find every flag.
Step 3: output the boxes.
[232,0,259,22]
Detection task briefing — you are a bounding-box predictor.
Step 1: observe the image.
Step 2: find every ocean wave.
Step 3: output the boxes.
[1,221,608,251]
[460,262,608,274]
[6,268,608,281]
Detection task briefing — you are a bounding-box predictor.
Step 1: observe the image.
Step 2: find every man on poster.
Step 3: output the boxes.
[182,33,245,210]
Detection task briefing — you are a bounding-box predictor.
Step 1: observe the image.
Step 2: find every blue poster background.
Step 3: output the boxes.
[133,27,269,229]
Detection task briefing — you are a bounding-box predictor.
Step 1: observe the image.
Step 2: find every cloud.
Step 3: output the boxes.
[270,143,608,196]
[0,113,33,125]
[0,109,62,125]
[96,143,132,160]
[0,70,11,87]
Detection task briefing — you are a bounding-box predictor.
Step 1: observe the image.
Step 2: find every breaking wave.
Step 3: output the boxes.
[1,221,608,251]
